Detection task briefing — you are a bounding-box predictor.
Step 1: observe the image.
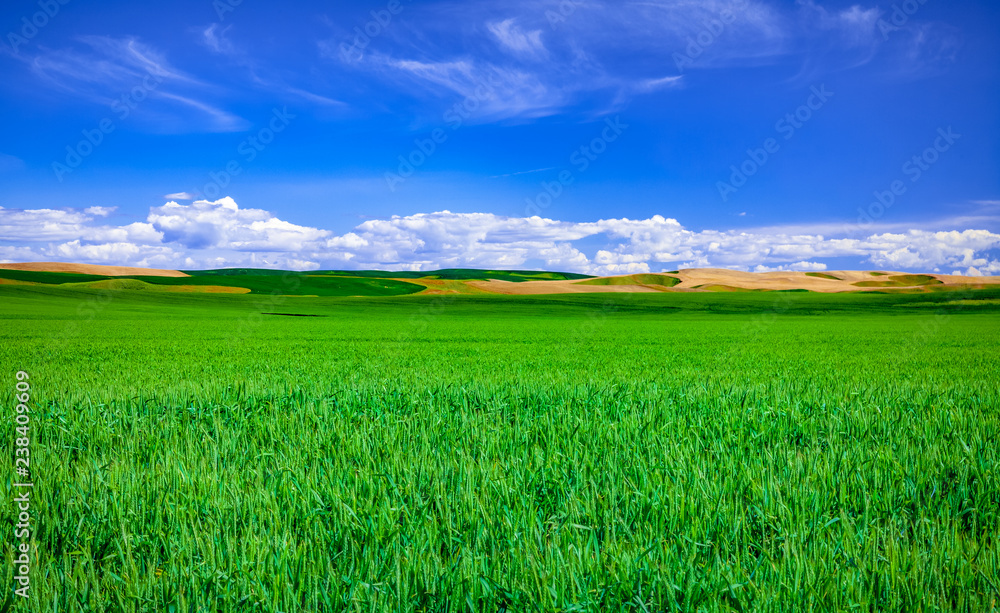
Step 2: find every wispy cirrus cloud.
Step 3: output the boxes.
[201,24,238,56]
[18,29,347,133]
[488,18,548,58]
[320,0,958,123]
[163,192,197,201]
[324,1,688,120]
[797,0,882,46]
[19,36,248,133]
[489,167,557,179]
[199,24,346,108]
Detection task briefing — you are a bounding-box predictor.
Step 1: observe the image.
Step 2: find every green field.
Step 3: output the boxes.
[854,275,945,289]
[576,274,681,287]
[0,267,595,297]
[0,269,426,297]
[2,285,999,611]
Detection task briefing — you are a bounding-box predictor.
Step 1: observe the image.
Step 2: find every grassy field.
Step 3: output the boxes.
[0,268,594,298]
[0,269,425,297]
[1,285,999,611]
[576,274,681,287]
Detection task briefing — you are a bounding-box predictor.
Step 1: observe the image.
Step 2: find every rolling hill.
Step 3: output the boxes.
[1,262,999,296]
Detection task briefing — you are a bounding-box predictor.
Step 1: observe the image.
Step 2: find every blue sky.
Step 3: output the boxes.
[1,0,998,274]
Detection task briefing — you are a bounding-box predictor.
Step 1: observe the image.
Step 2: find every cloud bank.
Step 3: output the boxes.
[2,198,999,276]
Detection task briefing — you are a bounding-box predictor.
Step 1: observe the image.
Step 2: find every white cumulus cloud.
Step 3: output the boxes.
[1,198,999,275]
